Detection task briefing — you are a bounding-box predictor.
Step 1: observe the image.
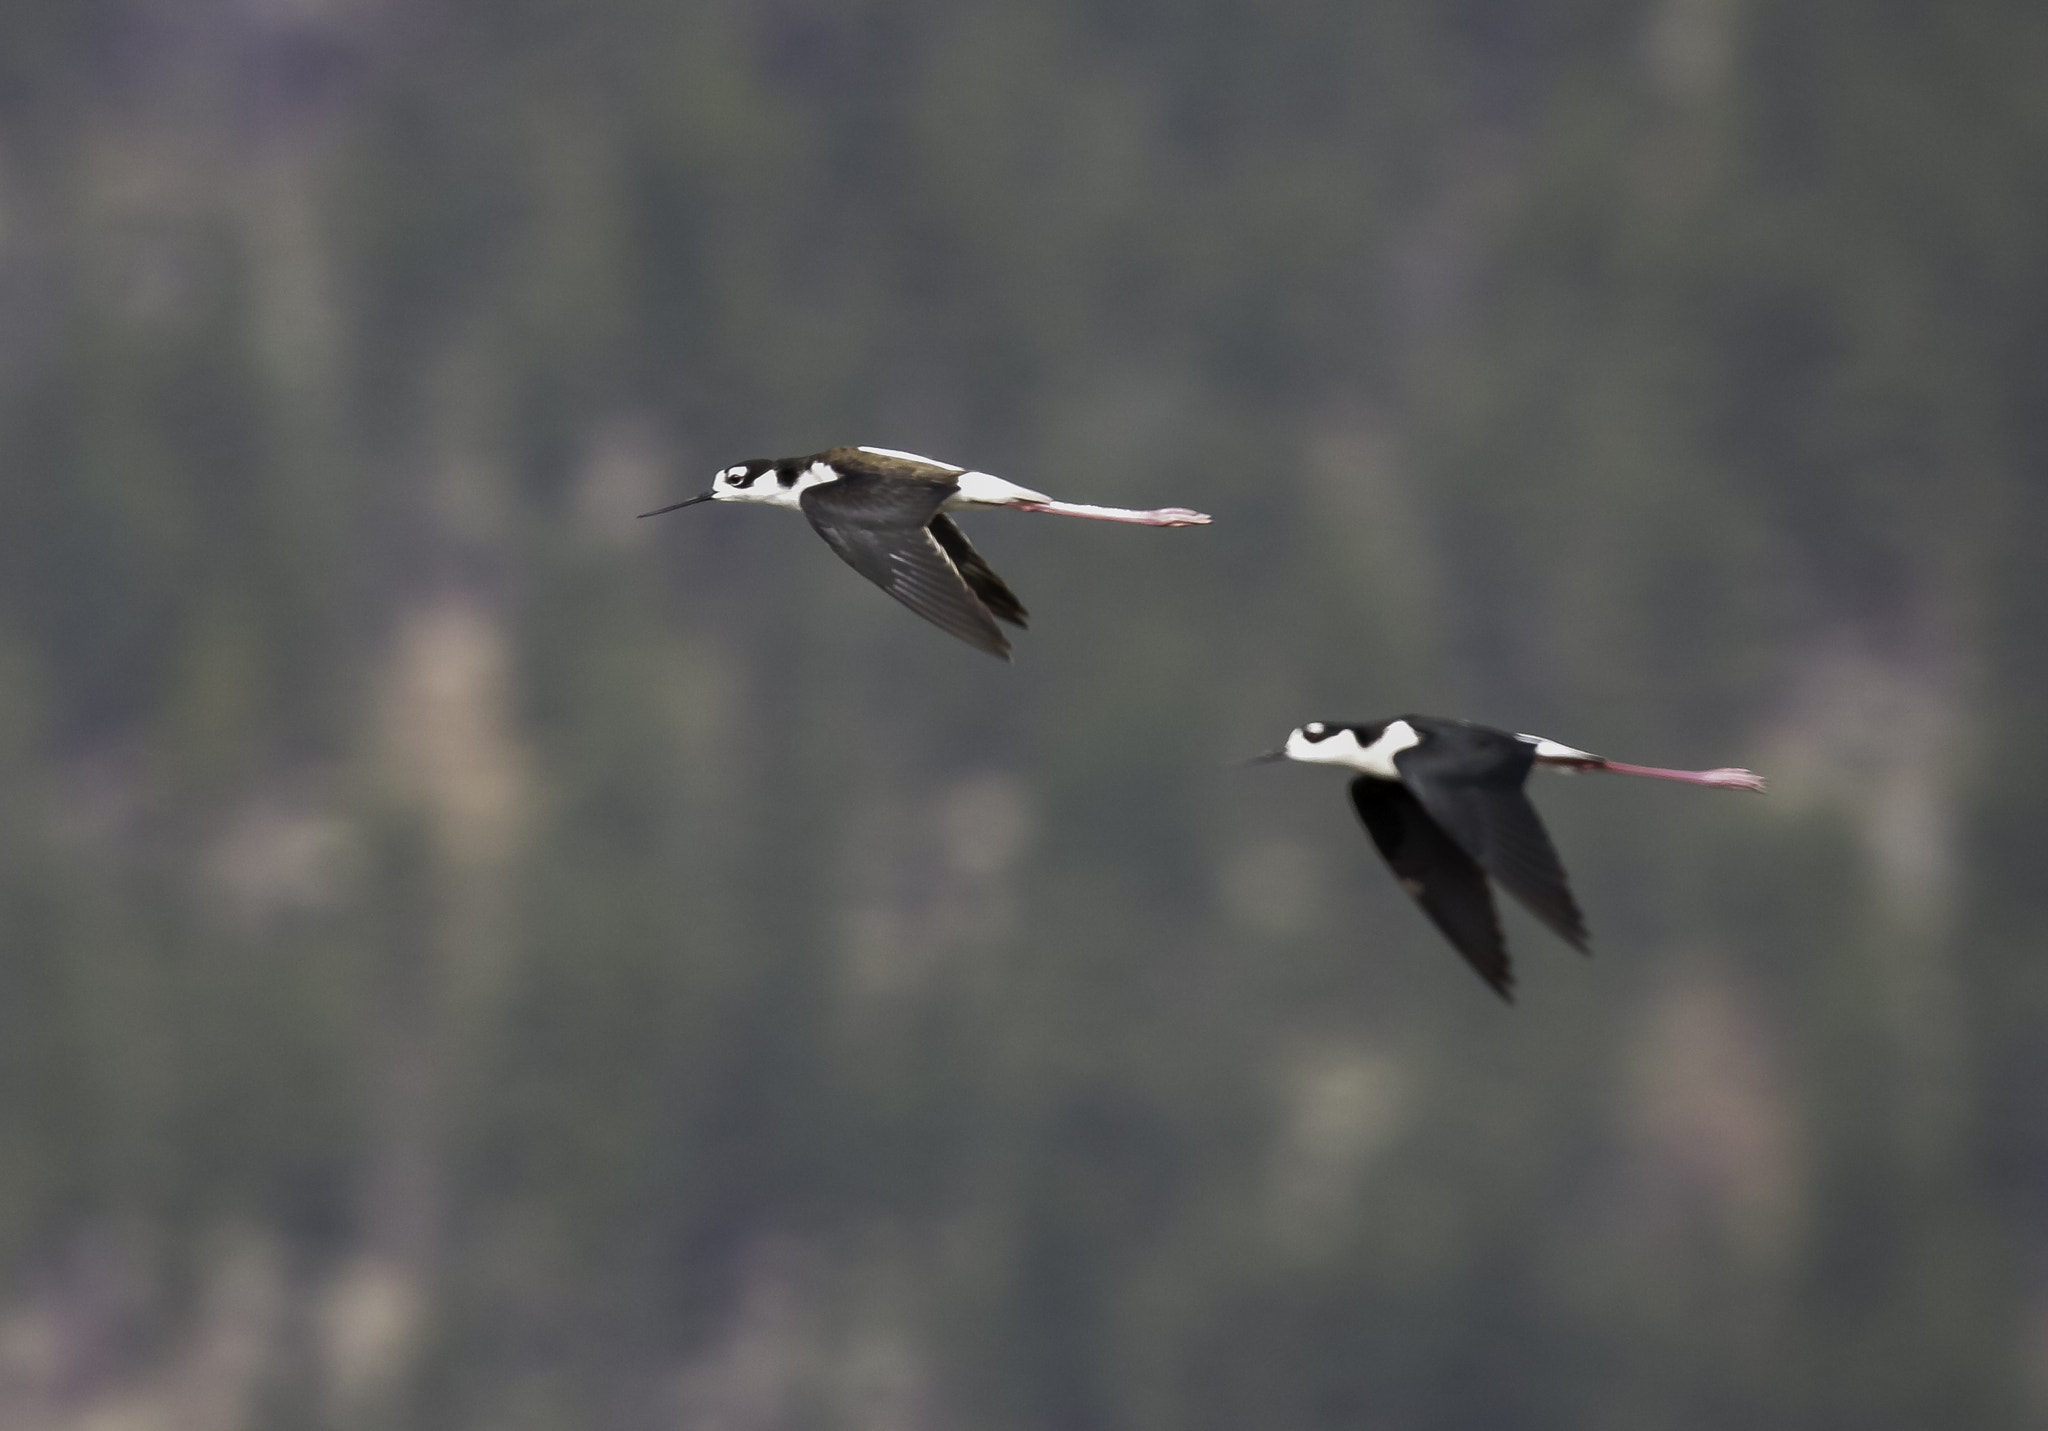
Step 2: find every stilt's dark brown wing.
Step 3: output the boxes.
[1390,725,1589,952]
[799,477,1012,660]
[1349,777,1514,1001]
[929,515,1028,628]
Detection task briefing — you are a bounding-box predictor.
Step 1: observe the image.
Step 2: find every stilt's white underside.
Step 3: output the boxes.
[1522,735,1601,764]
[944,469,1055,508]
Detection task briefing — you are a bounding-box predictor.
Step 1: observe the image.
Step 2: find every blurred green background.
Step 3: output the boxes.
[2,1,2045,1427]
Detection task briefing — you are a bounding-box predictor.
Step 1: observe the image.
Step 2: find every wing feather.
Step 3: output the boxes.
[929,515,1028,628]
[799,477,1012,659]
[1392,730,1589,951]
[1349,777,1514,1000]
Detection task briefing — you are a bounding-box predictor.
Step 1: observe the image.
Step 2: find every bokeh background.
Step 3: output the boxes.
[2,1,2045,1427]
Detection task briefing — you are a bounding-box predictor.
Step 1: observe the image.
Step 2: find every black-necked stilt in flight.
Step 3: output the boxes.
[641,446,1211,659]
[1249,716,1765,1000]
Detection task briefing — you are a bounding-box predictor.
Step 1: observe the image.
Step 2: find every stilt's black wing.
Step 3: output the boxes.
[929,515,1028,628]
[1391,724,1589,952]
[1349,777,1514,1001]
[799,478,1012,659]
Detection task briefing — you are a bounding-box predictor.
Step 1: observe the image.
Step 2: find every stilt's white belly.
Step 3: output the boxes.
[943,470,1053,509]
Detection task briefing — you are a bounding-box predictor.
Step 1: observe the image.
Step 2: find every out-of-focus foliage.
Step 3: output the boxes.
[0,1,2044,1427]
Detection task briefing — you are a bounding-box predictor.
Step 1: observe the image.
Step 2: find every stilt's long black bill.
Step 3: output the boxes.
[1241,750,1289,765]
[638,492,716,518]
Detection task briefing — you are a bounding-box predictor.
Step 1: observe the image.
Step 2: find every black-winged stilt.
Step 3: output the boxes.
[642,446,1210,659]
[1249,716,1765,999]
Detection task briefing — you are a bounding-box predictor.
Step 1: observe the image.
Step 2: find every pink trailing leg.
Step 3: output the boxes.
[1530,742,1764,791]
[1593,761,1767,792]
[1007,499,1211,527]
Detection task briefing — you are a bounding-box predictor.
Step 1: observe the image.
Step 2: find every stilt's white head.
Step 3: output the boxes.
[705,460,788,505]
[640,459,818,518]
[1251,722,1370,763]
[1249,719,1418,780]
[1278,721,1345,763]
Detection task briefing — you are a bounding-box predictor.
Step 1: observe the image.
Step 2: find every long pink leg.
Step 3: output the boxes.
[1007,499,1211,527]
[1593,760,1766,792]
